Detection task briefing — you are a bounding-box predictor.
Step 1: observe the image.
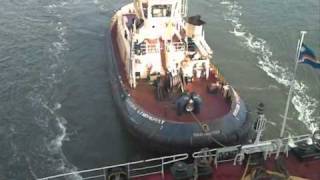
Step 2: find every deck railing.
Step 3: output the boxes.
[38,134,315,180]
[172,42,185,52]
[133,41,185,55]
[192,134,313,167]
[38,153,188,180]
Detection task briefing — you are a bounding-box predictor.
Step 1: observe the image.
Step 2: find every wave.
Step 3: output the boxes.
[46,1,69,10]
[267,121,277,127]
[46,1,70,153]
[220,1,231,5]
[0,56,11,63]
[93,0,112,12]
[40,101,67,152]
[93,0,128,13]
[50,21,69,59]
[220,0,319,132]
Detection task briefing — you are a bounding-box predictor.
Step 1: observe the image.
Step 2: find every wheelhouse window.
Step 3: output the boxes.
[151,5,172,17]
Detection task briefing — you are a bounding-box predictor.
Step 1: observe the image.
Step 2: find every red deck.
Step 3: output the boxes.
[135,154,320,180]
[130,79,231,123]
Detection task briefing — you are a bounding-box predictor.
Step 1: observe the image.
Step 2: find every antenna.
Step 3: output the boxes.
[280,31,307,138]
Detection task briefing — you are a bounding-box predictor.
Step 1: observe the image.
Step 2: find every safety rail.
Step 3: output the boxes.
[193,145,241,168]
[133,42,185,55]
[38,134,315,180]
[172,42,185,52]
[192,134,313,167]
[38,153,188,180]
[146,44,159,53]
[134,43,159,55]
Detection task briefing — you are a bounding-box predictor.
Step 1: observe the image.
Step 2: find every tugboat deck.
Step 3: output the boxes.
[130,78,231,123]
[111,24,231,123]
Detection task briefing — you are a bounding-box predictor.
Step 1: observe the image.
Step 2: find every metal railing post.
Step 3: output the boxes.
[103,168,107,180]
[161,158,164,179]
[127,164,130,179]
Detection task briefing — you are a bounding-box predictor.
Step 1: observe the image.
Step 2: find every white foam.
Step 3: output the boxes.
[230,28,246,37]
[52,22,69,55]
[46,2,70,57]
[93,0,111,12]
[268,121,277,127]
[220,1,231,5]
[247,85,279,91]
[25,2,81,178]
[50,116,67,151]
[39,101,67,149]
[54,103,62,110]
[0,56,10,63]
[46,1,69,10]
[221,0,319,132]
[38,99,80,177]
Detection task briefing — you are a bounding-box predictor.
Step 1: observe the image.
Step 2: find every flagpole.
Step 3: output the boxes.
[280,31,307,138]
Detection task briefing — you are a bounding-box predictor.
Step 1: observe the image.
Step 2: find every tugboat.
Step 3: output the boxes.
[108,0,250,152]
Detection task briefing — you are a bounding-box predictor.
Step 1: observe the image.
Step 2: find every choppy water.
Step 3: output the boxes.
[0,0,319,179]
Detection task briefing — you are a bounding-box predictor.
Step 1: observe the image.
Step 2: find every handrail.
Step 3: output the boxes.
[172,42,185,51]
[133,41,185,55]
[38,153,188,180]
[192,134,313,167]
[38,134,314,179]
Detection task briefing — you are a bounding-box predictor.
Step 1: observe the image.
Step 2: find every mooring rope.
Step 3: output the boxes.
[190,112,225,147]
[241,155,251,180]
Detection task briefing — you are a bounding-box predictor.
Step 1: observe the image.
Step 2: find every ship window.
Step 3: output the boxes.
[135,72,141,79]
[151,5,172,17]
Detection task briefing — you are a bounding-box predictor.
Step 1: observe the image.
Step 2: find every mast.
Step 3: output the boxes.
[280,31,307,138]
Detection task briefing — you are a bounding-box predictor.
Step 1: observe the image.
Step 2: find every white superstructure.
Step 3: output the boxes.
[115,0,213,88]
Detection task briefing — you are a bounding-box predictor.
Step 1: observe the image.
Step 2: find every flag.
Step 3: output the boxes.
[298,43,320,69]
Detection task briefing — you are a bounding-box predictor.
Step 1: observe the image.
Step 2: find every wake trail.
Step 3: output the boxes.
[220,0,319,132]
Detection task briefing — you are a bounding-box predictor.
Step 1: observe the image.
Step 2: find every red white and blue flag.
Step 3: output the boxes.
[298,43,320,69]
